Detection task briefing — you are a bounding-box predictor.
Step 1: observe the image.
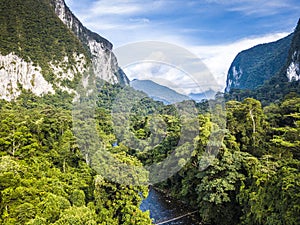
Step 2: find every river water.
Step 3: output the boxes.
[140,188,202,225]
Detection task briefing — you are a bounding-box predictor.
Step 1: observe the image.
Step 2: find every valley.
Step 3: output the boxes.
[0,1,299,225]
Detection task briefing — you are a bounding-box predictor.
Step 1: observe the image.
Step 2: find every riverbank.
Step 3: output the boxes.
[152,186,198,211]
[140,187,202,225]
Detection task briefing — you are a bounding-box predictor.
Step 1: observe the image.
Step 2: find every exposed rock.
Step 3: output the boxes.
[0,53,55,101]
[50,0,129,85]
[225,34,293,92]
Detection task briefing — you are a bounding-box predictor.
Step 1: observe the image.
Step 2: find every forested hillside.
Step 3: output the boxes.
[1,83,298,225]
[0,90,152,225]
[0,0,128,101]
[226,19,300,105]
[225,33,293,92]
[155,96,300,225]
[0,1,299,224]
[0,0,88,82]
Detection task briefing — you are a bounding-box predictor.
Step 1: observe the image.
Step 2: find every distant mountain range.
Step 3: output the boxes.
[1,0,298,105]
[132,19,300,105]
[130,79,216,104]
[130,79,190,104]
[188,90,216,102]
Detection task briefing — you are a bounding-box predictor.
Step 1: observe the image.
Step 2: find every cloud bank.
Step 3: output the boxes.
[65,0,297,93]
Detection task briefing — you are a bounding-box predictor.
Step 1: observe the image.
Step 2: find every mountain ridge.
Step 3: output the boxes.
[50,0,129,85]
[225,18,300,105]
[188,89,216,102]
[225,33,293,92]
[49,0,113,51]
[281,18,300,82]
[0,0,128,101]
[130,79,190,105]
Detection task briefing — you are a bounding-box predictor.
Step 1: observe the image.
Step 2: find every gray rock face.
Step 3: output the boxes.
[286,51,300,81]
[284,20,300,82]
[50,0,129,85]
[0,0,129,101]
[0,53,55,101]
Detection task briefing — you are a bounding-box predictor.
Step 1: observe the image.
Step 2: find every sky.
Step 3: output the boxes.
[65,0,299,93]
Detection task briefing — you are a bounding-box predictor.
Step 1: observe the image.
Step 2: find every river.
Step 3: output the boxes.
[140,187,202,225]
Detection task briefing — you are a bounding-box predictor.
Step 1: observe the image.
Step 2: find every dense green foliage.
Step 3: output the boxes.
[226,19,300,106]
[0,92,152,225]
[92,83,300,225]
[0,80,299,224]
[0,0,89,83]
[226,33,293,90]
[0,5,299,223]
[226,81,300,106]
[155,97,300,225]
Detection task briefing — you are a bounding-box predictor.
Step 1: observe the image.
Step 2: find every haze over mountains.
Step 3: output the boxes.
[130,21,300,104]
[130,79,190,105]
[130,79,217,104]
[0,0,299,104]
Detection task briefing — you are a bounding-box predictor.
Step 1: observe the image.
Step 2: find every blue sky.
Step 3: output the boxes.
[65,0,299,93]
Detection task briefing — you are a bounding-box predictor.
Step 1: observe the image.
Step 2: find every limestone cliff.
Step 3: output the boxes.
[0,0,128,101]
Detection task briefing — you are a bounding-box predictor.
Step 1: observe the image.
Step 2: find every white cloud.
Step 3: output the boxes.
[205,0,299,16]
[129,18,150,24]
[122,32,289,94]
[64,0,173,45]
[90,1,141,16]
[64,0,294,93]
[124,62,209,95]
[114,41,219,95]
[79,0,171,19]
